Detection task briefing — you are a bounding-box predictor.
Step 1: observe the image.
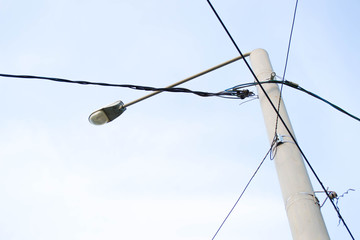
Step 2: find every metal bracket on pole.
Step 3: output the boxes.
[271,134,294,159]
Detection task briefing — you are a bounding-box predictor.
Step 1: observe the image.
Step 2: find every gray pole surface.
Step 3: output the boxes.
[250,49,330,240]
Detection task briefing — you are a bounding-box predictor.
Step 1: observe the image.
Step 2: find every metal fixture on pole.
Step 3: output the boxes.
[250,48,330,239]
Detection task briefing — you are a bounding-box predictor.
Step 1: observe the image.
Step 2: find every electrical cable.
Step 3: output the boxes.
[275,0,299,136]
[9,71,358,122]
[211,147,272,240]
[3,73,356,123]
[229,80,360,122]
[0,73,254,99]
[206,1,355,238]
[291,83,360,122]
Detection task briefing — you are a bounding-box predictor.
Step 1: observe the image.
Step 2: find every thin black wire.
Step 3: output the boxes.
[0,73,253,99]
[274,0,299,135]
[3,72,357,122]
[230,80,360,122]
[211,147,272,240]
[294,84,360,122]
[206,1,355,238]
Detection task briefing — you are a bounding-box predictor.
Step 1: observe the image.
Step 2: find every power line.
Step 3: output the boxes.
[229,80,360,122]
[205,1,355,238]
[2,73,357,123]
[4,72,357,123]
[211,147,271,240]
[275,0,299,136]
[0,73,253,99]
[281,0,299,82]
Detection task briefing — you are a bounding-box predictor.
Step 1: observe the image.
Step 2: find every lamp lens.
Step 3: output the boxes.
[89,110,109,125]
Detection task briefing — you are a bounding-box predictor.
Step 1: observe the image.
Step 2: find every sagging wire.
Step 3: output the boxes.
[0,73,254,100]
[3,71,357,123]
[226,79,360,123]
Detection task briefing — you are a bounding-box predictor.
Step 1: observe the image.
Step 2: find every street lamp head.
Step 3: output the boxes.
[89,100,126,125]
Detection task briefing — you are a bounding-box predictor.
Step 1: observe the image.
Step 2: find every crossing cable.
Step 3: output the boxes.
[0,73,253,99]
[2,73,357,122]
[211,147,272,240]
[274,0,299,136]
[206,1,355,238]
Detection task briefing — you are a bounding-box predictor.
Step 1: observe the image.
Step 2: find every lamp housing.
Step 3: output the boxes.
[89,100,126,125]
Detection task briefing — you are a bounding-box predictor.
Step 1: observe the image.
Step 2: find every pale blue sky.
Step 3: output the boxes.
[0,0,359,239]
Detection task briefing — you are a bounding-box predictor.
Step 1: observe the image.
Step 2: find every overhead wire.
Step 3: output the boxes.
[211,147,272,240]
[288,82,360,122]
[229,79,360,122]
[2,73,356,122]
[0,73,254,99]
[274,0,299,136]
[205,1,355,239]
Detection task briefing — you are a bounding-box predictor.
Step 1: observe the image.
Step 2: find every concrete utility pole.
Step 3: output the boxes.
[250,49,330,240]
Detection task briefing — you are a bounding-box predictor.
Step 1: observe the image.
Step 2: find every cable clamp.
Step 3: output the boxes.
[315,188,355,209]
[314,188,339,208]
[270,134,294,159]
[235,89,255,99]
[276,134,295,145]
[323,191,337,208]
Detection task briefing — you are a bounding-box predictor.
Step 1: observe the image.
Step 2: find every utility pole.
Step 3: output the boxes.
[249,49,330,239]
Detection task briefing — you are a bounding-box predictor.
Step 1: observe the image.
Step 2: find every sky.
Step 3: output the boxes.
[0,0,359,239]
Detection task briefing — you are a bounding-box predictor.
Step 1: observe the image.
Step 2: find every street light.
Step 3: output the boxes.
[88,53,251,125]
[88,100,126,125]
